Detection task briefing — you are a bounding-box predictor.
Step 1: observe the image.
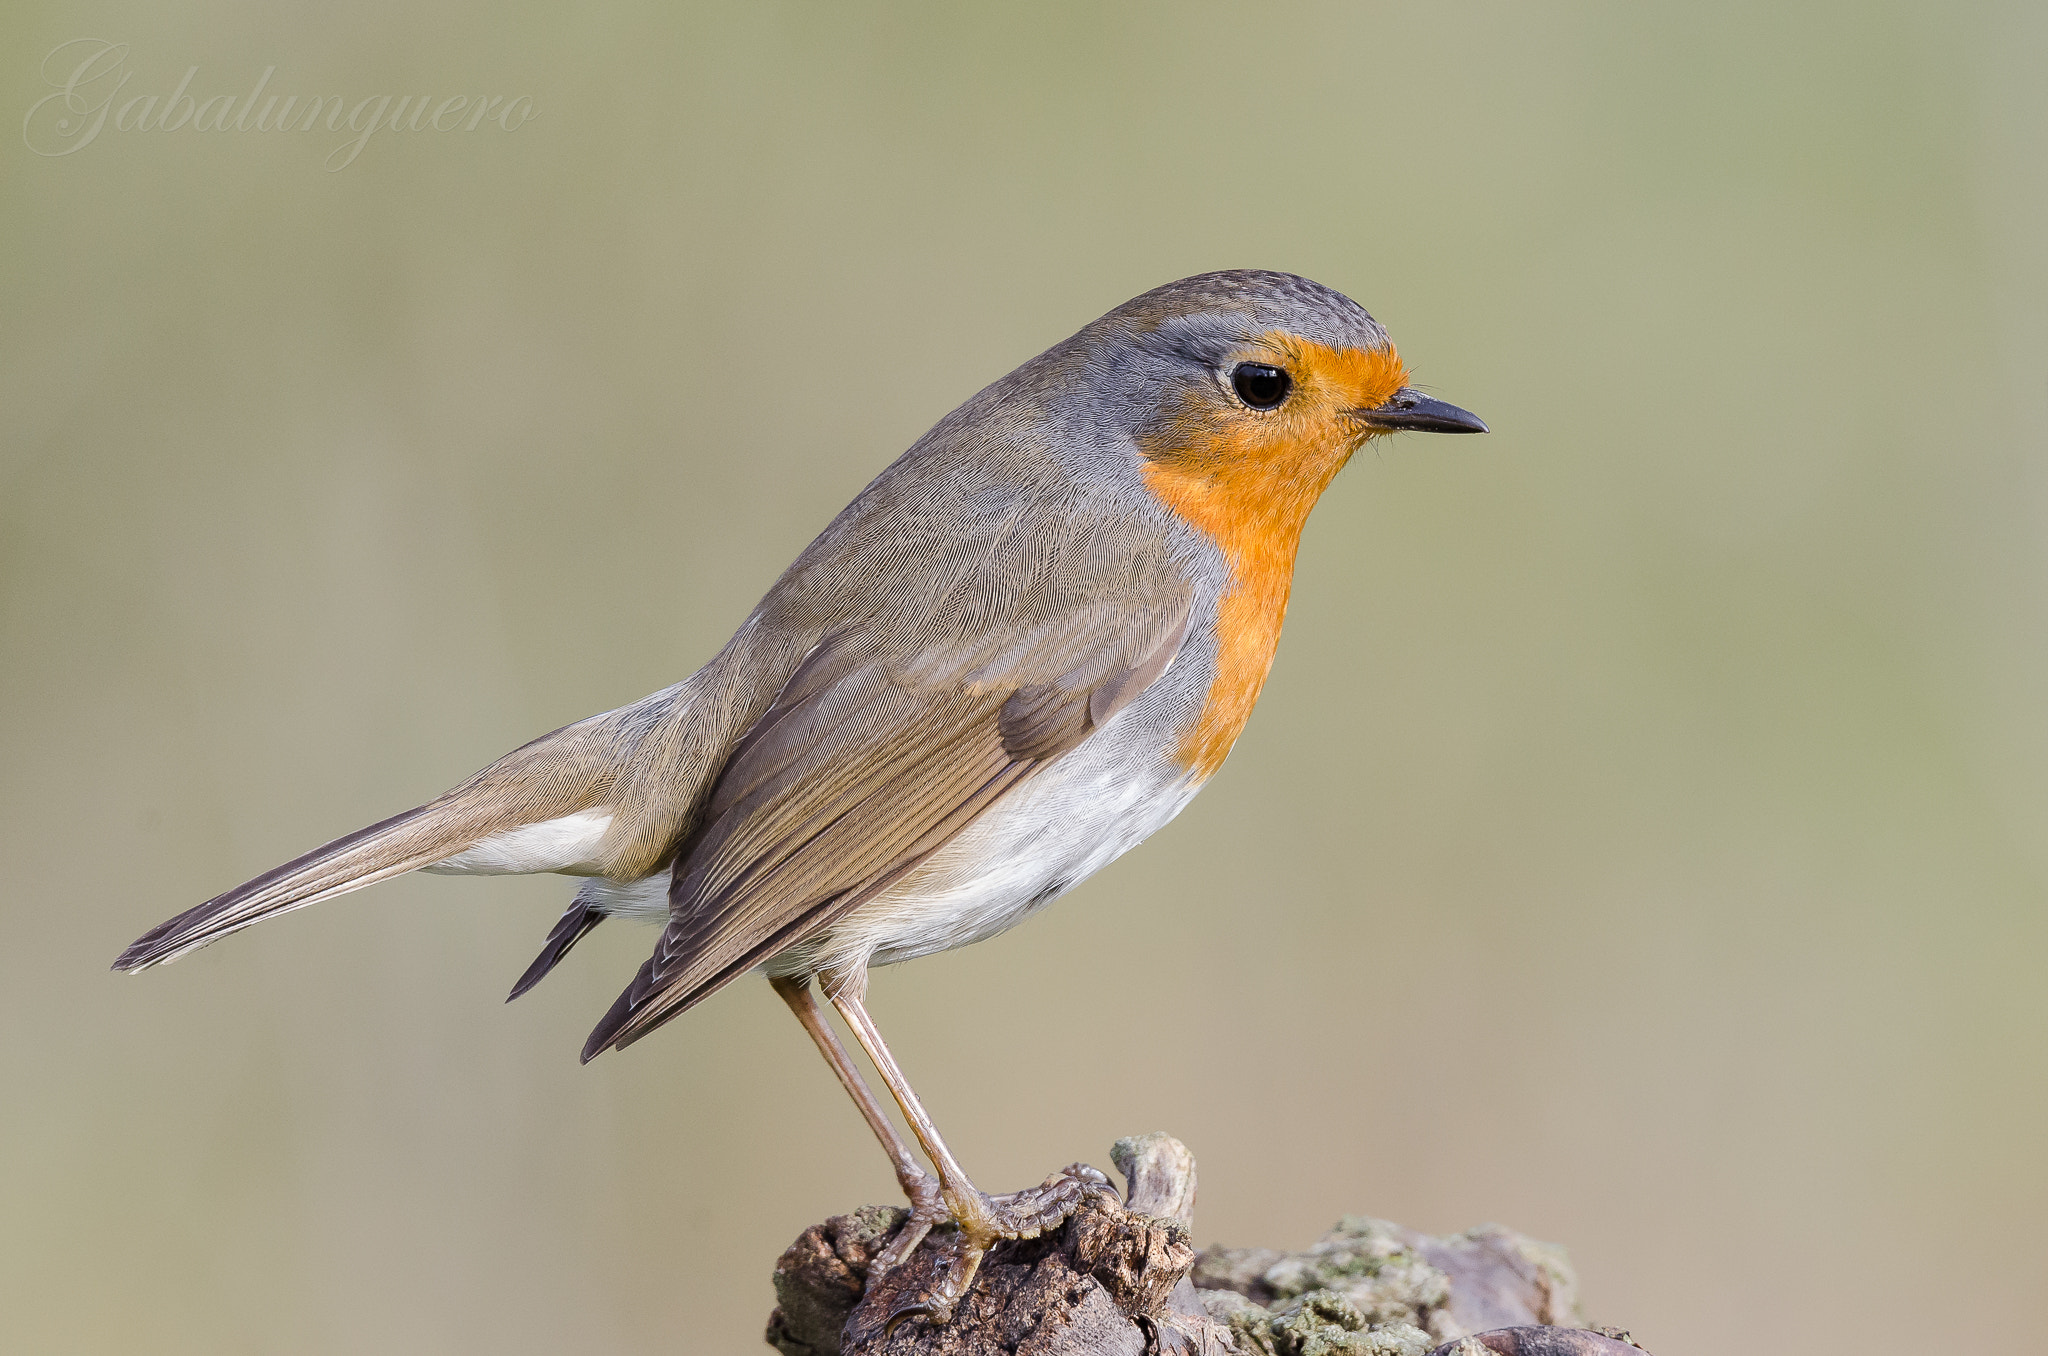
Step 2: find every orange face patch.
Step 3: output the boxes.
[1136,333,1407,777]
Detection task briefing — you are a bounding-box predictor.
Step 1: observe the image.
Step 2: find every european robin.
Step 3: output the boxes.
[117,269,1486,1321]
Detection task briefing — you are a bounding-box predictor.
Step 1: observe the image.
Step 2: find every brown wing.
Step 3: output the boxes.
[581,596,1190,1059]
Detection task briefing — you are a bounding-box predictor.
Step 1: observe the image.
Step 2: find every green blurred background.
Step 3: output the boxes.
[5,3,2045,1352]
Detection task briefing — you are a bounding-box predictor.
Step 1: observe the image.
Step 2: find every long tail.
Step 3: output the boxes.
[113,708,643,974]
[115,800,498,971]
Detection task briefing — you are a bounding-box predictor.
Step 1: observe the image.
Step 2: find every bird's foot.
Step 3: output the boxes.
[870,1169,948,1276]
[982,1162,1116,1242]
[882,1163,1118,1329]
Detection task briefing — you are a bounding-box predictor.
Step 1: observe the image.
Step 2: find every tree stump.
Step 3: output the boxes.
[765,1134,1651,1356]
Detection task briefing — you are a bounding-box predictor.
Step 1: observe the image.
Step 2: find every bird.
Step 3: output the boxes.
[114,269,1485,1322]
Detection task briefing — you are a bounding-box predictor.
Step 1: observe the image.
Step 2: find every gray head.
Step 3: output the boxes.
[1041,270,1485,455]
[1111,268,1393,355]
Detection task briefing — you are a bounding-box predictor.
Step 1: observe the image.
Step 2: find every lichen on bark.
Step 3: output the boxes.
[763,1136,1642,1356]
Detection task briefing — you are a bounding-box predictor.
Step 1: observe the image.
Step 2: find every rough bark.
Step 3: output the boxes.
[765,1134,1650,1356]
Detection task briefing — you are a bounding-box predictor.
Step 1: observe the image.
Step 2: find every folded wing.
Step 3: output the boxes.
[581,593,1191,1059]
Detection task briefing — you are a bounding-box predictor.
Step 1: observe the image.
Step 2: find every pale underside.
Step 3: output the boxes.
[423,694,1205,977]
[423,809,614,876]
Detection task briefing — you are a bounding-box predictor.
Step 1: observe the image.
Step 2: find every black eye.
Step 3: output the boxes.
[1230,362,1291,409]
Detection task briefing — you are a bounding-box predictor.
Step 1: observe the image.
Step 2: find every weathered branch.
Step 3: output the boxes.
[765,1134,1651,1356]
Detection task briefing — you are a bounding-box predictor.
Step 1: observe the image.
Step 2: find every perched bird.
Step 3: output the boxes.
[115,269,1485,1321]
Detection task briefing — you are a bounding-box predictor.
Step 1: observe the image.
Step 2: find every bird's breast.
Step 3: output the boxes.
[1139,464,1330,778]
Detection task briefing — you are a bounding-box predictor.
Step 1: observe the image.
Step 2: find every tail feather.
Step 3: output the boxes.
[506,892,607,1001]
[114,802,482,972]
[112,702,670,974]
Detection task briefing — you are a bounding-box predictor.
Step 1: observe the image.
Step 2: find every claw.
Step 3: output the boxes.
[883,1298,937,1335]
[885,1234,977,1329]
[868,1162,1114,1324]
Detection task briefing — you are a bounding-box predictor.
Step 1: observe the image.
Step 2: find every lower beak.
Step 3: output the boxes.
[1355,387,1488,434]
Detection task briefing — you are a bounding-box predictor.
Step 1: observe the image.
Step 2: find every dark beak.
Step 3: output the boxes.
[1354,387,1488,434]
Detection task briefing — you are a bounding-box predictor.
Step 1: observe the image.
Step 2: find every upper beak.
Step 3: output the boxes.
[1354,387,1489,435]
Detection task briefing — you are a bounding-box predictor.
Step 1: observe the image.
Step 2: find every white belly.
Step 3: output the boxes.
[771,737,1204,977]
[422,809,613,875]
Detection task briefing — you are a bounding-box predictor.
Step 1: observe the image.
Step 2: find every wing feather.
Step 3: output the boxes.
[582,597,1190,1058]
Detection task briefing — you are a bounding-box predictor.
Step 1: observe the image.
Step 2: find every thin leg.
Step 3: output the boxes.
[822,964,1112,1324]
[820,968,981,1202]
[769,974,944,1271]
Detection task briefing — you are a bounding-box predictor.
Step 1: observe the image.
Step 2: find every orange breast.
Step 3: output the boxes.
[1138,336,1406,777]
